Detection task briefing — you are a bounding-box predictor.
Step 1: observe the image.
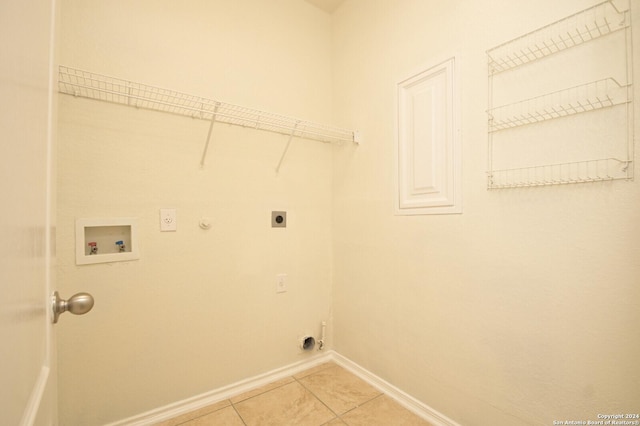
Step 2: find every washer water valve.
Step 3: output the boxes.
[88,241,98,255]
[115,240,126,252]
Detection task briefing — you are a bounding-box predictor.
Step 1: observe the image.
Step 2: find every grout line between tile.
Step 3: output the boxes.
[293,374,341,421]
[229,401,248,426]
[295,366,380,424]
[329,392,385,423]
[293,364,386,426]
[230,377,295,405]
[231,373,340,426]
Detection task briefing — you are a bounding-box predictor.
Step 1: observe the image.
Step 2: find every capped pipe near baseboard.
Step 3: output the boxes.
[318,321,326,350]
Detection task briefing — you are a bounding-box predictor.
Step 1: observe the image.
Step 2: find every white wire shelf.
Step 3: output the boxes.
[488,78,630,132]
[487,157,632,189]
[487,0,630,74]
[58,66,359,145]
[486,0,634,190]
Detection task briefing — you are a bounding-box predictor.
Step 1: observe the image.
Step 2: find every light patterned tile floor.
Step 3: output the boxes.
[154,362,432,426]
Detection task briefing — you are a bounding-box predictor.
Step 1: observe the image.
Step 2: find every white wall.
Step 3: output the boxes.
[331,0,640,425]
[56,1,334,424]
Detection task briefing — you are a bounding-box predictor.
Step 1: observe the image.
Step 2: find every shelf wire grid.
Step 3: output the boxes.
[487,158,632,189]
[58,66,357,144]
[487,0,630,74]
[488,78,630,132]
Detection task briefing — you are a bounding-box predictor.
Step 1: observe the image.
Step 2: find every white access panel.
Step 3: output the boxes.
[396,57,461,215]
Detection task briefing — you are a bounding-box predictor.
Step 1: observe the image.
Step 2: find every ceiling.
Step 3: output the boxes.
[303,0,346,14]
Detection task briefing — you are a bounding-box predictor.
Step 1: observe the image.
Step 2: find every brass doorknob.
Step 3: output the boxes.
[52,291,94,324]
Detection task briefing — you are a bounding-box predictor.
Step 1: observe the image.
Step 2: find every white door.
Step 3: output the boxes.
[0,0,58,425]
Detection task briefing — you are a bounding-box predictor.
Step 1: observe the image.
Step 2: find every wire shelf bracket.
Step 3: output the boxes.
[275,122,299,174]
[58,66,360,169]
[200,103,220,167]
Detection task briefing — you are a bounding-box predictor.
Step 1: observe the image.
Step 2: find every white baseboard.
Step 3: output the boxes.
[330,352,462,426]
[105,350,460,426]
[104,352,333,426]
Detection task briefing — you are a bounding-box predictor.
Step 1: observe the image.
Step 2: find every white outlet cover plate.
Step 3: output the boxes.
[160,208,177,231]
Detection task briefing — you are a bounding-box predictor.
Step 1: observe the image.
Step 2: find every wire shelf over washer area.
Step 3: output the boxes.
[58,66,360,167]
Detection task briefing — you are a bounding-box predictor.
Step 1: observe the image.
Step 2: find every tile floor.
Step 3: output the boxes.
[154,362,432,426]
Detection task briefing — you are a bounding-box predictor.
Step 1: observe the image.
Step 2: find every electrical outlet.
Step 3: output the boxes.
[276,273,287,293]
[160,209,177,232]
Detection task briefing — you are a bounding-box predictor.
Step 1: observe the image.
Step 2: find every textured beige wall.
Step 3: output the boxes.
[56,1,334,425]
[331,0,640,425]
